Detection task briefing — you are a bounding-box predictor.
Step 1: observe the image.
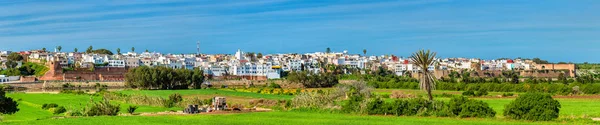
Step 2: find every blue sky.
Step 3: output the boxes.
[1,0,599,62]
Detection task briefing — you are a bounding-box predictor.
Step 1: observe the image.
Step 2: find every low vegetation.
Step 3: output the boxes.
[286,71,339,88]
[125,66,205,90]
[504,93,561,121]
[82,98,121,116]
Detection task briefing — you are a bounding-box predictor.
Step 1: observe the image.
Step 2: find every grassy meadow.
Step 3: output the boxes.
[2,88,600,124]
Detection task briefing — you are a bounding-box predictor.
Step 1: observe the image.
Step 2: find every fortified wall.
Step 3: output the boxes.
[39,61,127,81]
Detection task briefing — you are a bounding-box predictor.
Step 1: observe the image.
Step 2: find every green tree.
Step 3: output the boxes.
[131,47,135,53]
[145,49,149,52]
[116,48,121,55]
[0,89,19,115]
[257,53,263,59]
[74,48,78,53]
[410,49,437,101]
[363,49,367,56]
[532,58,549,64]
[7,53,23,61]
[86,46,93,53]
[42,48,46,52]
[326,47,331,54]
[56,46,62,52]
[89,49,114,55]
[4,61,18,69]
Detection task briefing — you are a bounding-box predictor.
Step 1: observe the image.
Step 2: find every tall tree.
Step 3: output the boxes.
[56,46,62,52]
[410,49,437,101]
[145,49,149,52]
[42,48,46,52]
[363,49,367,56]
[116,48,121,55]
[326,47,331,54]
[0,89,19,115]
[257,53,263,59]
[131,47,135,53]
[74,48,78,53]
[7,53,23,61]
[5,61,18,69]
[86,46,93,53]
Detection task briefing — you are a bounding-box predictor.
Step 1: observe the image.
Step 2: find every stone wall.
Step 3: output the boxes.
[533,64,576,77]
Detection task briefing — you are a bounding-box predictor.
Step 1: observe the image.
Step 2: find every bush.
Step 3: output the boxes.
[84,98,121,116]
[127,105,138,114]
[267,82,281,88]
[502,93,514,97]
[462,90,475,96]
[458,100,495,118]
[168,93,183,103]
[462,90,487,97]
[53,106,67,114]
[66,110,83,116]
[366,98,390,115]
[504,93,561,121]
[474,90,488,97]
[448,96,495,118]
[42,103,59,110]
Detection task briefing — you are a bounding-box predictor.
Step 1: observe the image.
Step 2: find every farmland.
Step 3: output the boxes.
[2,88,600,124]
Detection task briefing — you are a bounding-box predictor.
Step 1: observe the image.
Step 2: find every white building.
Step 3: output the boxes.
[0,75,20,83]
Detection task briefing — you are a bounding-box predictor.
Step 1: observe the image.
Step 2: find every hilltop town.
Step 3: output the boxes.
[0,47,581,83]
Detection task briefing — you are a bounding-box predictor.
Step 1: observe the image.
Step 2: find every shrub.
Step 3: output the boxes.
[53,106,67,114]
[390,99,408,116]
[448,96,469,116]
[404,98,430,116]
[66,110,83,116]
[84,98,121,116]
[366,98,389,115]
[164,100,175,108]
[474,90,488,97]
[267,82,281,88]
[127,105,138,114]
[168,93,183,103]
[341,92,365,114]
[502,93,514,97]
[448,96,495,118]
[42,103,59,110]
[458,100,495,118]
[504,93,561,121]
[462,90,475,96]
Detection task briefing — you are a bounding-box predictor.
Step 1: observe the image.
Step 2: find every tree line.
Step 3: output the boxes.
[125,66,205,90]
[286,71,338,88]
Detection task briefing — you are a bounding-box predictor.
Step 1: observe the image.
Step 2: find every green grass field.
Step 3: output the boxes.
[3,89,600,124]
[4,93,177,122]
[4,111,586,125]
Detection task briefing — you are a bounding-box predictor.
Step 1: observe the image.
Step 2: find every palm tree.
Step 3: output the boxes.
[116,48,121,55]
[410,49,437,101]
[86,46,93,53]
[326,47,331,54]
[363,49,367,56]
[131,47,135,53]
[57,46,62,52]
[74,48,78,53]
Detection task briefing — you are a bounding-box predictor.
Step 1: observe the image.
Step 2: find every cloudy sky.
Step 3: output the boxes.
[1,0,599,62]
